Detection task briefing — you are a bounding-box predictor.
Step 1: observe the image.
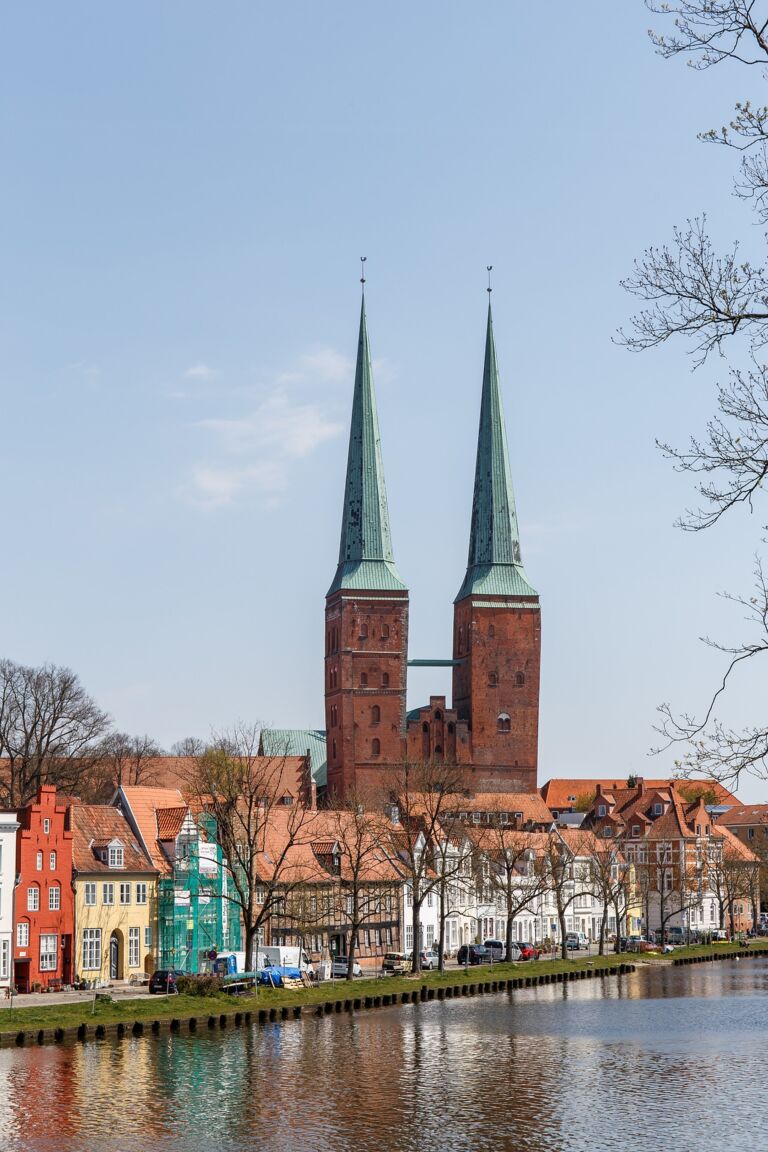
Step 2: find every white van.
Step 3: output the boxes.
[258,945,314,977]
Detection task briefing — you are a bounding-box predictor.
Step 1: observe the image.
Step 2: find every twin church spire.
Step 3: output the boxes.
[329,283,534,602]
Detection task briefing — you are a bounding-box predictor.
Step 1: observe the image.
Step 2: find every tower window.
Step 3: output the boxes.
[360,623,368,639]
[422,722,429,733]
[434,709,442,722]
[434,744,443,758]
[448,722,454,735]
[371,739,380,757]
[360,672,368,688]
[332,739,337,759]
[516,672,525,687]
[497,713,511,733]
[381,624,389,639]
[488,672,498,687]
[488,624,495,638]
[382,673,390,688]
[371,705,380,724]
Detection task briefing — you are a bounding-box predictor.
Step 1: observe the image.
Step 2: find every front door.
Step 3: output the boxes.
[110,934,119,980]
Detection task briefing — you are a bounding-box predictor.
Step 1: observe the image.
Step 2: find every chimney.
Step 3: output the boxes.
[595,783,603,797]
[637,778,645,794]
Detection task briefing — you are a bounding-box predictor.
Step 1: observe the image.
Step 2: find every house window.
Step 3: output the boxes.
[598,805,607,817]
[40,934,58,972]
[748,828,755,840]
[371,739,380,757]
[603,827,613,838]
[49,885,61,911]
[500,812,509,825]
[120,883,131,905]
[84,883,97,906]
[653,803,663,816]
[43,819,50,835]
[109,846,125,869]
[371,705,381,724]
[256,886,265,904]
[136,883,147,905]
[382,673,390,688]
[36,851,43,871]
[17,921,29,947]
[82,929,101,971]
[406,885,412,907]
[405,925,413,950]
[0,940,8,981]
[103,883,114,906]
[27,887,39,912]
[632,826,640,837]
[50,851,57,871]
[128,927,140,968]
[497,714,511,733]
[144,926,153,948]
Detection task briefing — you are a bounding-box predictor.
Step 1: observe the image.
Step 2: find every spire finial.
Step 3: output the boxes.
[486,265,493,295]
[360,256,367,289]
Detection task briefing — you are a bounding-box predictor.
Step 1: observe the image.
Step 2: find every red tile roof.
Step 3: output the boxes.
[70,805,156,874]
[540,777,739,809]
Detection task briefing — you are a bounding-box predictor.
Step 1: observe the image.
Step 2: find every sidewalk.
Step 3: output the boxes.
[2,984,156,1010]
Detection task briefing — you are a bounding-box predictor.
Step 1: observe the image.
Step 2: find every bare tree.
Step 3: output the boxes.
[707,836,760,935]
[388,759,465,974]
[170,736,206,758]
[82,732,164,802]
[0,659,111,806]
[327,800,401,980]
[618,2,768,786]
[469,820,550,962]
[586,841,632,955]
[183,722,316,972]
[543,831,597,960]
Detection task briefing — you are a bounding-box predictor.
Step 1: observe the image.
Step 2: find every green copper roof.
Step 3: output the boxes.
[328,296,406,596]
[259,728,328,789]
[456,302,537,603]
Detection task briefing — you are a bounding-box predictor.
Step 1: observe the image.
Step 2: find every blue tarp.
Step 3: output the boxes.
[256,966,302,987]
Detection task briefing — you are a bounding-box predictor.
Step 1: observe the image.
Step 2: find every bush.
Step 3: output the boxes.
[175,974,223,997]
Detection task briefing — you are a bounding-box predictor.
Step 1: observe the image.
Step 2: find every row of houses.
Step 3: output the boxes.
[0,774,760,992]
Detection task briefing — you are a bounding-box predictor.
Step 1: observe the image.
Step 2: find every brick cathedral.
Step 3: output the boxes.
[324,290,541,801]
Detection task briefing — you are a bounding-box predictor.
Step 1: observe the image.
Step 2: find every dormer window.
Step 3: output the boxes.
[108,844,125,869]
[598,804,607,817]
[632,825,640,837]
[499,812,509,825]
[603,826,613,838]
[653,803,663,816]
[514,812,523,822]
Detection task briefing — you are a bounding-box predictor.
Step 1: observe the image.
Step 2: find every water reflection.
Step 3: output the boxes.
[0,961,766,1152]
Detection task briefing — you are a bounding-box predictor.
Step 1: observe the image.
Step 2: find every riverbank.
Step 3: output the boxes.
[2,941,765,1048]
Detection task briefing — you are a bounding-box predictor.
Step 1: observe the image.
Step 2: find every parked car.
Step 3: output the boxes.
[457,944,491,966]
[518,942,541,961]
[382,952,411,975]
[421,950,440,970]
[330,957,363,978]
[149,969,185,994]
[565,932,589,950]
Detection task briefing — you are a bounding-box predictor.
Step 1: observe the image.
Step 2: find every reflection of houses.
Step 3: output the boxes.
[70,804,158,984]
[116,786,240,973]
[0,809,19,991]
[13,786,74,991]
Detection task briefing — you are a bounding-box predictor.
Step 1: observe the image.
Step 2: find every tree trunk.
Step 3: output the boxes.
[598,912,606,956]
[558,907,568,960]
[437,882,446,973]
[347,914,358,981]
[411,899,422,973]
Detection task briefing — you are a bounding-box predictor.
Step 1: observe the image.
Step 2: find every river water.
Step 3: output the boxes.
[1,959,765,1152]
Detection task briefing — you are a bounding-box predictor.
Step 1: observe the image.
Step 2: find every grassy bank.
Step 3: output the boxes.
[2,940,765,1038]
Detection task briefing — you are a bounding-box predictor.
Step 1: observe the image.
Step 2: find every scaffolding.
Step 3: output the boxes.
[157,815,241,973]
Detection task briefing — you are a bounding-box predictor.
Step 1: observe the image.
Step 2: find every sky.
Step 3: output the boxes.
[1,3,765,798]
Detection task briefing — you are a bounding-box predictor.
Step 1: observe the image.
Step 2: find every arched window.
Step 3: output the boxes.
[516,671,525,687]
[49,883,61,911]
[371,705,381,724]
[371,738,380,757]
[434,744,443,758]
[497,713,511,733]
[50,851,56,870]
[36,851,43,871]
[489,672,498,687]
[381,623,390,639]
[488,624,495,638]
[382,673,390,688]
[447,722,455,735]
[332,739,337,759]
[360,623,368,639]
[360,672,368,688]
[434,709,442,721]
[422,722,429,733]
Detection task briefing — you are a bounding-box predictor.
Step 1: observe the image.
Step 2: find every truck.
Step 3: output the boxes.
[258,946,314,978]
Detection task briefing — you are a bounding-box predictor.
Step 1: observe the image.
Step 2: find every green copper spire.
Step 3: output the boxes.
[327,294,406,596]
[455,301,537,602]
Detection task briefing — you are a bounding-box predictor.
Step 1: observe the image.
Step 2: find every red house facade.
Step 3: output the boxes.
[14,786,74,991]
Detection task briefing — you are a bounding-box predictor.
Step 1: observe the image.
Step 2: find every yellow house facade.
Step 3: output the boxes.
[71,805,158,984]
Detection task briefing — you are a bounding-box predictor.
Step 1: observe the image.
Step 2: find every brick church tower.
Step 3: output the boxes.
[325,293,409,800]
[452,301,541,790]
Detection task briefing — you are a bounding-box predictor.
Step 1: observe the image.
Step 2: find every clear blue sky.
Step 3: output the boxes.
[1,3,763,796]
